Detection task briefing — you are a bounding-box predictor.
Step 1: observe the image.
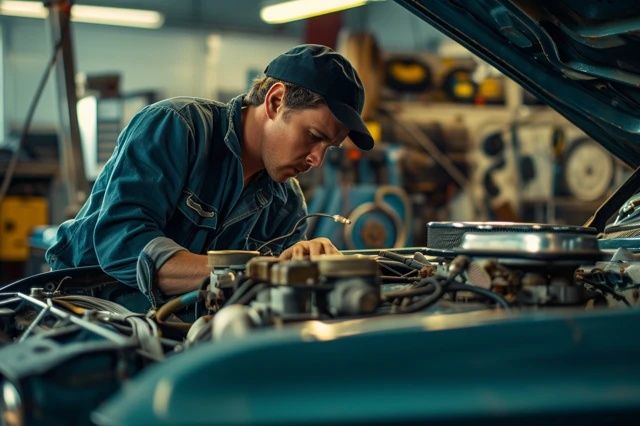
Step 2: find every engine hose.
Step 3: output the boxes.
[52,299,86,315]
[235,284,268,305]
[223,279,255,306]
[396,281,444,313]
[378,250,426,270]
[447,283,510,310]
[382,277,447,313]
[155,290,204,332]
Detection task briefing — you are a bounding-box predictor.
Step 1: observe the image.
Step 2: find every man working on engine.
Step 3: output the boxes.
[45,44,374,309]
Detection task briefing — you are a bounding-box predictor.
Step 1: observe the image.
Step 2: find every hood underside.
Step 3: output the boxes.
[396,0,640,168]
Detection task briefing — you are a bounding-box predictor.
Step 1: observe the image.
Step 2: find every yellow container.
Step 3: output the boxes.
[365,120,382,144]
[0,196,48,261]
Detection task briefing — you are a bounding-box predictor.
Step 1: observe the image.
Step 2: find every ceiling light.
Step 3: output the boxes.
[72,5,163,28]
[0,1,164,29]
[260,0,370,24]
[0,0,45,18]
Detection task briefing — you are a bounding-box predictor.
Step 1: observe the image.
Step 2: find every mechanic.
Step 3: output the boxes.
[44,44,374,310]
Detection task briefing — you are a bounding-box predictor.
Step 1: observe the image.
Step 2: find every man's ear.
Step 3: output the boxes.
[265,82,286,120]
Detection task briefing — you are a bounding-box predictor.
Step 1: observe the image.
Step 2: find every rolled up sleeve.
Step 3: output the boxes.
[136,237,187,306]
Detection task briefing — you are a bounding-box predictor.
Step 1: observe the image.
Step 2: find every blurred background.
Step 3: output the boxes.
[0,0,627,282]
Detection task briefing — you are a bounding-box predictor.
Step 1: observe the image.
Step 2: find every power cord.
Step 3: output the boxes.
[256,213,351,254]
[0,18,67,205]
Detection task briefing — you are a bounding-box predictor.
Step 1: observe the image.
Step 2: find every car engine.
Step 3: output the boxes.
[1,213,639,424]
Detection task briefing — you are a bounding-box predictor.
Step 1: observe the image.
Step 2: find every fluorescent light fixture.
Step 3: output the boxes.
[0,1,164,29]
[0,0,45,18]
[72,5,164,28]
[260,0,369,24]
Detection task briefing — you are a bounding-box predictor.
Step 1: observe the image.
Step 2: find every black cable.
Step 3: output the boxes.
[194,275,211,320]
[377,261,409,277]
[580,277,631,307]
[377,259,418,273]
[0,18,68,205]
[446,283,511,310]
[382,277,449,314]
[401,269,420,278]
[395,281,444,313]
[383,283,439,300]
[198,275,211,290]
[255,213,350,254]
[223,278,256,306]
[236,283,269,305]
[413,277,443,288]
[382,275,508,311]
[378,250,426,270]
[380,276,417,282]
[578,269,631,306]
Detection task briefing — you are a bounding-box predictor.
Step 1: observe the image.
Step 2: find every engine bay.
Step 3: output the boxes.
[1,216,639,424]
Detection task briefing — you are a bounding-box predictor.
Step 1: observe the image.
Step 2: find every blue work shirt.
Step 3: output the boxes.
[46,95,308,307]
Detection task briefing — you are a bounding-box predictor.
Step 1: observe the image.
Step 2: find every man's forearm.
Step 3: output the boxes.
[156,251,210,295]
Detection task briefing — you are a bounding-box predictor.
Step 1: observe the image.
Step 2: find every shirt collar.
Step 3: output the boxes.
[223,94,245,159]
[253,170,288,203]
[270,177,288,203]
[225,95,288,204]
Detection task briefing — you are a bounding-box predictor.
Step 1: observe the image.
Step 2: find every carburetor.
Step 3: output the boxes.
[315,255,380,316]
[252,255,381,318]
[207,250,260,310]
[207,254,381,340]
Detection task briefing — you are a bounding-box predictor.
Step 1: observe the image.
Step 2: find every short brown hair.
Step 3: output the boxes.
[244,76,325,114]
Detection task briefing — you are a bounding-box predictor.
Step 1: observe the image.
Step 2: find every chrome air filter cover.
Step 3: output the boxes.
[426,222,601,261]
[448,225,603,306]
[459,230,603,262]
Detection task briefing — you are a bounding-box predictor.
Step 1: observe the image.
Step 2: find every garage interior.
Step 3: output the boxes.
[0,1,639,425]
[0,0,626,283]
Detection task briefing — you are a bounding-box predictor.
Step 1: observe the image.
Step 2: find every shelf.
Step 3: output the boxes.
[0,161,59,178]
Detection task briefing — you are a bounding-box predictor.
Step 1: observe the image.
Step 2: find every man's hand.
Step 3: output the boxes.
[279,237,341,260]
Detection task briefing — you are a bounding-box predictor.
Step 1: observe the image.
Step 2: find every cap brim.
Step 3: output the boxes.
[326,99,374,151]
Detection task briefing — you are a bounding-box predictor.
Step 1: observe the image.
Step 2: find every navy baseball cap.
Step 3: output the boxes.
[264,44,374,151]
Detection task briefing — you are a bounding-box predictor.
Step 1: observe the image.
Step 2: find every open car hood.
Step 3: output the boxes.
[396,0,640,168]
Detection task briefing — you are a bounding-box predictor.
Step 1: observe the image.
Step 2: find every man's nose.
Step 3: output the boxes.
[305,143,329,168]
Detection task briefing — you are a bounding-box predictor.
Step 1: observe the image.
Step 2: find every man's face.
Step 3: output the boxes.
[262,101,349,183]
